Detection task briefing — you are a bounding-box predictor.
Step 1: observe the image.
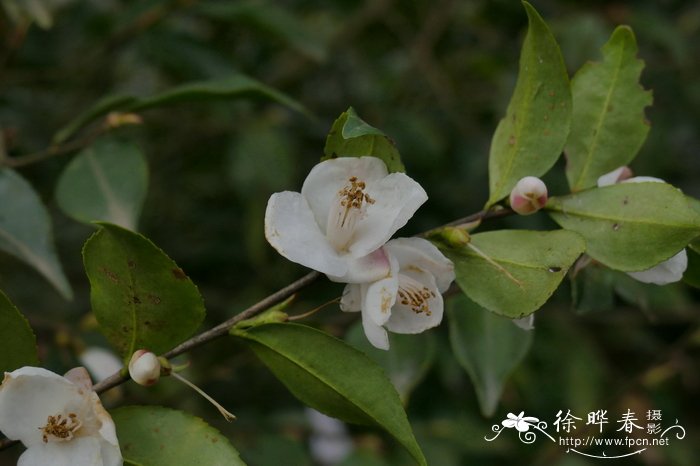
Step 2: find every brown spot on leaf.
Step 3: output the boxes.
[613,223,620,231]
[172,268,187,280]
[508,135,516,145]
[127,260,136,269]
[147,294,161,305]
[99,267,119,283]
[132,295,141,304]
[548,90,555,97]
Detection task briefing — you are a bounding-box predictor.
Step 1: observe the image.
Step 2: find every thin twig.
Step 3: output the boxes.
[2,124,109,168]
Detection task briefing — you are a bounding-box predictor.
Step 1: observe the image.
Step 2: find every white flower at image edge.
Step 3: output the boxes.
[340,237,455,350]
[597,167,688,285]
[265,157,427,284]
[0,367,122,466]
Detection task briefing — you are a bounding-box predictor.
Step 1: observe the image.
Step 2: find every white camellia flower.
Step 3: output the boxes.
[0,366,122,466]
[265,157,427,284]
[597,167,688,285]
[340,237,454,350]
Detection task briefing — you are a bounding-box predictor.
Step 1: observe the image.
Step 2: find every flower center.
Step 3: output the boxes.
[397,274,436,315]
[40,413,81,443]
[326,176,375,252]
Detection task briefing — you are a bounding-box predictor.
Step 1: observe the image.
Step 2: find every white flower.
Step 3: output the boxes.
[502,411,539,432]
[0,366,122,466]
[128,350,161,386]
[340,237,454,350]
[509,176,548,215]
[513,314,535,331]
[597,167,687,285]
[265,157,427,284]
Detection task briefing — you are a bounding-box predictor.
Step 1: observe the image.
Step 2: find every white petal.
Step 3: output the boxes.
[64,367,94,391]
[627,249,687,285]
[0,368,84,446]
[597,166,630,187]
[326,248,391,284]
[301,157,389,233]
[362,255,400,326]
[513,315,535,331]
[347,173,427,257]
[502,419,517,428]
[361,311,390,350]
[384,270,443,334]
[339,284,362,312]
[79,348,123,383]
[384,237,455,292]
[515,420,531,432]
[265,191,347,277]
[19,437,102,466]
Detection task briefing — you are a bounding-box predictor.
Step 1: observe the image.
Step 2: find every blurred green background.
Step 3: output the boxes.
[1,0,699,464]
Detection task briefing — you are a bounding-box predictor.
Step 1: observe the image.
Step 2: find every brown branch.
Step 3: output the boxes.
[1,124,109,169]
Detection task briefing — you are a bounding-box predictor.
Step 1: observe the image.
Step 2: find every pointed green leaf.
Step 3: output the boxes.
[53,74,309,143]
[565,26,652,191]
[487,1,571,206]
[440,230,585,318]
[0,290,39,372]
[113,406,246,466]
[447,294,533,417]
[323,108,405,173]
[547,182,700,271]
[345,322,435,404]
[232,323,426,466]
[0,169,72,299]
[82,223,205,359]
[56,139,148,230]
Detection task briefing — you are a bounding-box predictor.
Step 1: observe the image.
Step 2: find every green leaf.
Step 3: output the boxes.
[55,139,148,230]
[53,74,309,143]
[0,289,39,373]
[683,247,700,289]
[345,322,436,404]
[447,294,533,417]
[565,26,652,191]
[232,323,426,466]
[82,223,205,359]
[547,182,700,271]
[486,1,571,206]
[323,108,406,173]
[113,406,246,466]
[52,95,137,144]
[439,230,586,318]
[0,169,72,299]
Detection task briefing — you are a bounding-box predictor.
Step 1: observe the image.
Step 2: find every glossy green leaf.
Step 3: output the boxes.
[83,223,205,359]
[54,74,308,143]
[565,26,652,191]
[56,139,148,230]
[547,182,700,271]
[447,294,533,417]
[0,169,72,299]
[487,1,571,206]
[323,108,405,173]
[345,322,435,404]
[0,289,39,373]
[232,323,426,466]
[113,406,246,466]
[440,230,586,318]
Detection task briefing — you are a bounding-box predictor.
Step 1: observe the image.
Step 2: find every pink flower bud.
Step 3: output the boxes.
[128,350,161,386]
[509,176,548,215]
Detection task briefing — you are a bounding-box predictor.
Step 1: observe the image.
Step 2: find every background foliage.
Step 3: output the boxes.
[1,0,699,464]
